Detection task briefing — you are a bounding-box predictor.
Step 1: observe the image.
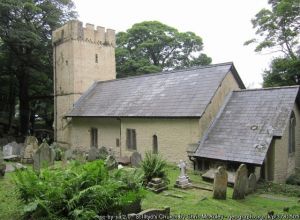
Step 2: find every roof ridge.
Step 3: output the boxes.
[96,62,234,84]
[234,85,300,92]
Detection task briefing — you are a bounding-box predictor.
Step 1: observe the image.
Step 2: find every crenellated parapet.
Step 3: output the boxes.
[52,20,115,46]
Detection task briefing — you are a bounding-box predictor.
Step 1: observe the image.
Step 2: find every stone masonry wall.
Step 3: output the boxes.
[52,20,116,147]
[273,104,300,183]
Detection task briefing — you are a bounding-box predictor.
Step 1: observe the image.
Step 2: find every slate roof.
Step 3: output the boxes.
[67,62,245,117]
[194,86,300,165]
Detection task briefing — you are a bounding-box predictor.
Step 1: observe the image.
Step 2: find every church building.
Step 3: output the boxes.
[52,20,300,183]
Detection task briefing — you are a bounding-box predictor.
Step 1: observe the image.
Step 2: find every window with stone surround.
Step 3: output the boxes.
[91,127,98,148]
[126,129,136,150]
[289,111,296,154]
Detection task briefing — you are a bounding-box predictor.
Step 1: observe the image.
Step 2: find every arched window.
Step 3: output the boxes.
[289,111,296,154]
[153,135,158,154]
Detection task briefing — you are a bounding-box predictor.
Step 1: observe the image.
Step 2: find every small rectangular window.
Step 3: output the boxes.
[95,54,98,63]
[91,128,98,147]
[126,129,136,150]
[116,138,120,147]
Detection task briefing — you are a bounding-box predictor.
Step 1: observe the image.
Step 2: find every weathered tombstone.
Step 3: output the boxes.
[147,177,168,193]
[88,147,99,161]
[75,150,87,163]
[98,146,108,160]
[213,166,228,200]
[23,136,39,163]
[130,152,142,167]
[33,141,56,172]
[105,155,118,170]
[0,151,6,176]
[232,164,248,200]
[3,143,13,158]
[174,160,192,189]
[247,173,257,194]
[64,149,74,161]
[128,207,170,220]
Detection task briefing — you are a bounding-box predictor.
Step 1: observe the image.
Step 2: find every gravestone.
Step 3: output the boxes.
[99,146,108,160]
[105,155,118,170]
[130,152,142,167]
[147,177,168,193]
[232,164,248,200]
[174,160,192,189]
[128,207,170,220]
[213,166,228,200]
[33,141,56,172]
[88,147,99,161]
[23,136,39,162]
[0,151,6,176]
[3,143,13,158]
[75,150,87,163]
[247,173,257,194]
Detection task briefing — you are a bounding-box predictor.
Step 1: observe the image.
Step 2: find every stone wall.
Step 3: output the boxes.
[71,118,120,156]
[120,118,200,164]
[273,104,300,183]
[53,20,116,147]
[198,72,241,138]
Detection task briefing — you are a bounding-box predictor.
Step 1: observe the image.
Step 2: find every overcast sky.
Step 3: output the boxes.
[73,0,275,88]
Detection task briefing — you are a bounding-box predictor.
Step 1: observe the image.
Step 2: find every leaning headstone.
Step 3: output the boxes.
[88,147,99,161]
[247,173,257,194]
[232,164,248,200]
[33,141,56,172]
[0,151,6,176]
[174,160,192,189]
[105,155,118,170]
[23,136,39,163]
[130,152,142,167]
[99,146,108,160]
[64,149,74,161]
[213,166,228,200]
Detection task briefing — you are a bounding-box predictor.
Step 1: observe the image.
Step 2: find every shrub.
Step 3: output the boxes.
[14,160,144,219]
[141,152,169,184]
[286,173,300,186]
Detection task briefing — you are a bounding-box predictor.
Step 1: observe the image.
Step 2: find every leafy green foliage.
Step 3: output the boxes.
[246,0,300,87]
[263,57,300,87]
[14,160,144,219]
[141,152,169,184]
[0,0,77,134]
[116,21,212,78]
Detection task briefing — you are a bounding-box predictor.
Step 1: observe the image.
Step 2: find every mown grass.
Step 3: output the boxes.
[142,165,300,217]
[1,163,300,219]
[0,172,23,220]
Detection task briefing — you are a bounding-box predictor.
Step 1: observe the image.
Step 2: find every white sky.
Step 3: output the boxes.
[73,0,276,88]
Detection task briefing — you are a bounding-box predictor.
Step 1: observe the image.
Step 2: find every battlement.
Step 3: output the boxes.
[52,20,115,46]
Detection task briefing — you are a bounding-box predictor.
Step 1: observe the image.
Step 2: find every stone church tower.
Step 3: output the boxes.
[52,20,116,147]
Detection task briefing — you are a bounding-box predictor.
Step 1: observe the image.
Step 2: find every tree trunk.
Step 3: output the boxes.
[18,68,30,136]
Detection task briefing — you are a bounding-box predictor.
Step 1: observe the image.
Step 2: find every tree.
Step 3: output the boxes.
[0,0,77,135]
[245,0,300,87]
[116,21,212,78]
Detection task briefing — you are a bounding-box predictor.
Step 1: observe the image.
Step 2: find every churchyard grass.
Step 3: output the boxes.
[142,165,300,217]
[1,163,300,219]
[0,172,23,220]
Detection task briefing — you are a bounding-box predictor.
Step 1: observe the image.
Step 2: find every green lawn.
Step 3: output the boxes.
[1,164,300,219]
[142,166,300,217]
[0,172,23,220]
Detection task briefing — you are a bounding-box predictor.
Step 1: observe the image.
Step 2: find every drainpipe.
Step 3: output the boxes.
[188,156,196,170]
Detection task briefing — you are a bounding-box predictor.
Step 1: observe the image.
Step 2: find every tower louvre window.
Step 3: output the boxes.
[95,54,98,63]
